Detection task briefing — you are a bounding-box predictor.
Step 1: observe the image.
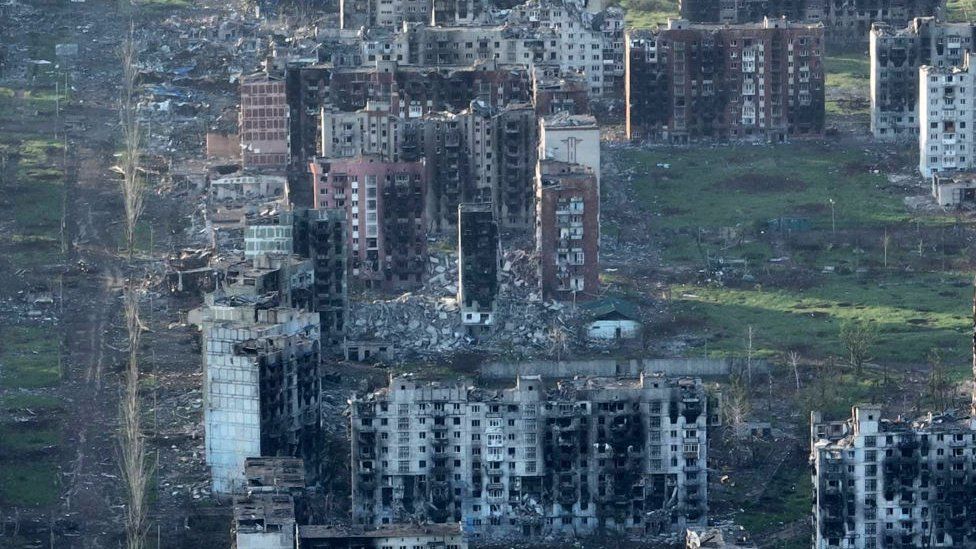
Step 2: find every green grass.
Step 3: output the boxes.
[621,143,903,231]
[0,325,61,389]
[0,393,63,412]
[825,54,869,91]
[945,0,976,21]
[737,466,811,535]
[0,462,59,507]
[674,272,972,365]
[618,0,678,27]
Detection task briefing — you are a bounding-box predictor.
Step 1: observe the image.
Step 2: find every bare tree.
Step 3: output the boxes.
[120,284,153,549]
[840,321,875,375]
[882,229,891,269]
[788,350,801,392]
[120,284,152,549]
[119,26,146,259]
[926,348,953,412]
[745,325,754,383]
[722,375,750,434]
[547,323,569,362]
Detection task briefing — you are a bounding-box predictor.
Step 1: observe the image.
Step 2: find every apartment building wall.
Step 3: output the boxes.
[320,106,403,162]
[349,374,710,538]
[203,303,321,494]
[811,405,976,548]
[625,19,824,143]
[532,66,592,117]
[293,208,348,349]
[241,73,288,169]
[311,156,427,290]
[458,203,499,327]
[535,160,600,301]
[539,113,601,187]
[678,0,941,46]
[870,19,975,140]
[918,58,976,178]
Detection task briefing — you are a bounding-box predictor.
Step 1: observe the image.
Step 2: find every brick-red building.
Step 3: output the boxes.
[535,160,599,301]
[240,72,288,169]
[311,155,427,290]
[625,18,824,142]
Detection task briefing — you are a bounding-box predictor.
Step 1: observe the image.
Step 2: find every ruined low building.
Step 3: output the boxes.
[311,155,428,290]
[298,523,467,549]
[919,55,976,178]
[241,72,288,170]
[870,18,975,140]
[349,374,710,538]
[202,299,322,494]
[932,172,976,206]
[211,174,286,202]
[811,405,976,548]
[535,160,600,301]
[458,203,499,328]
[234,492,297,549]
[626,19,824,143]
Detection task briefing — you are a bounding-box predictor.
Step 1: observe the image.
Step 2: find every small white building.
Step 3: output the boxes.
[932,171,976,206]
[539,113,601,188]
[580,297,641,340]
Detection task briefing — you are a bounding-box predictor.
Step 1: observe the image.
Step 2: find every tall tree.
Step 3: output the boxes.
[840,321,875,375]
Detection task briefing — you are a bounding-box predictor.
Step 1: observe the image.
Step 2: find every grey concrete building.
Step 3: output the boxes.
[870,18,976,140]
[349,374,710,539]
[811,405,976,548]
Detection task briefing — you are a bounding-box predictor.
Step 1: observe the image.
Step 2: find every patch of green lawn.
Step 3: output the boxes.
[0,325,61,389]
[619,0,678,27]
[674,272,972,365]
[0,461,59,507]
[620,143,904,231]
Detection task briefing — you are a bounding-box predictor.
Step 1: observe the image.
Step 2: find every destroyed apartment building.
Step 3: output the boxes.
[677,0,942,45]
[535,159,600,301]
[458,203,500,328]
[240,207,348,349]
[870,18,976,140]
[233,457,468,549]
[919,53,976,178]
[349,374,711,538]
[811,405,976,548]
[241,71,289,169]
[199,295,324,495]
[625,18,825,143]
[311,154,428,290]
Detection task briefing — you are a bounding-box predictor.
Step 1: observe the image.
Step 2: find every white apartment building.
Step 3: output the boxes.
[918,56,976,178]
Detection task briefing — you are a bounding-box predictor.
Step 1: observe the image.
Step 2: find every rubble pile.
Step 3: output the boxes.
[347,244,579,358]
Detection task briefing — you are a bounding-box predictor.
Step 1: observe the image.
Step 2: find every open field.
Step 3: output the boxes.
[612,142,974,371]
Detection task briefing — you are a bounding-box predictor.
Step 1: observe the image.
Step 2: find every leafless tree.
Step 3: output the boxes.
[547,323,569,363]
[119,26,146,259]
[120,284,153,549]
[840,321,875,375]
[722,375,750,434]
[788,350,801,392]
[926,348,953,412]
[882,229,891,269]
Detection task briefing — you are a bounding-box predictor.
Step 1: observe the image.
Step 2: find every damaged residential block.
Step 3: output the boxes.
[677,0,941,46]
[458,203,500,328]
[348,374,710,538]
[870,18,975,141]
[311,155,428,290]
[625,19,824,143]
[811,405,976,548]
[535,160,600,301]
[241,72,288,169]
[919,55,976,178]
[200,299,323,495]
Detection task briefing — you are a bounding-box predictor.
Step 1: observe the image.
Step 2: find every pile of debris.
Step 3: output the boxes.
[346,244,580,359]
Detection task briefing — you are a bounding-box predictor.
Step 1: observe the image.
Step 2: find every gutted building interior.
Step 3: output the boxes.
[348,374,711,539]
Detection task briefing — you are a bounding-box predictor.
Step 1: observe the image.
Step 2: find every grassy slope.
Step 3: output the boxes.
[0,84,66,507]
[618,142,971,367]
